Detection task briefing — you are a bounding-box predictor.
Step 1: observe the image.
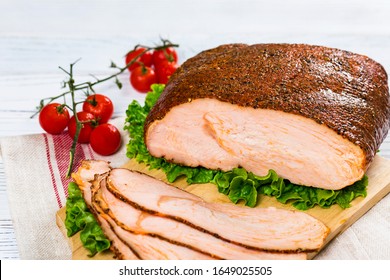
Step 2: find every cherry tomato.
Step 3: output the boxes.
[156,60,178,84]
[39,103,70,135]
[130,66,157,93]
[125,47,153,71]
[152,47,178,67]
[89,123,122,156]
[82,94,114,124]
[140,51,153,67]
[67,111,96,143]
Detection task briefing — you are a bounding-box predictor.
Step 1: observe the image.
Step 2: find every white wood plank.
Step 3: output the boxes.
[1,0,390,37]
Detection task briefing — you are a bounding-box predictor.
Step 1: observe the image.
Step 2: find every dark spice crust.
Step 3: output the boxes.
[145,43,390,169]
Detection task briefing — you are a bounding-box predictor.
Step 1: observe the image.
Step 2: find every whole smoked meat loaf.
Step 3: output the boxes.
[144,44,390,190]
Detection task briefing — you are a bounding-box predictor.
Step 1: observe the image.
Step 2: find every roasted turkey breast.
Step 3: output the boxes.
[144,43,390,190]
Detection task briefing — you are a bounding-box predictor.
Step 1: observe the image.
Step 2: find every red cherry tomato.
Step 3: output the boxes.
[89,123,122,156]
[140,51,153,67]
[152,47,178,67]
[67,111,96,143]
[125,47,153,71]
[156,61,178,84]
[39,103,70,135]
[130,66,157,93]
[82,94,114,124]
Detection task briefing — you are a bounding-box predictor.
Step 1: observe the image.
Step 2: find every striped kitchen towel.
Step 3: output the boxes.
[0,117,128,260]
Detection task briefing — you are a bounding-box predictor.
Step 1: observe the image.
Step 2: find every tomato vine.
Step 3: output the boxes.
[32,38,179,177]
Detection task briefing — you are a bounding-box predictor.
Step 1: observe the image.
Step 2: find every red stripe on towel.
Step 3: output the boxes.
[52,132,86,198]
[43,134,62,209]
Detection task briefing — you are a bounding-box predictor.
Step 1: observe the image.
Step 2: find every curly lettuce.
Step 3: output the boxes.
[124,84,368,210]
[65,182,110,256]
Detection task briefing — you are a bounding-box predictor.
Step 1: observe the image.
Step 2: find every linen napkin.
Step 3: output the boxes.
[0,117,129,260]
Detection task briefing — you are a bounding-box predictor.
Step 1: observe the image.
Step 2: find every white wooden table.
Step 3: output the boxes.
[1,0,390,259]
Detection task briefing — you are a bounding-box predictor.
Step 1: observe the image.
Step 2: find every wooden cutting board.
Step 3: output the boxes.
[56,155,390,260]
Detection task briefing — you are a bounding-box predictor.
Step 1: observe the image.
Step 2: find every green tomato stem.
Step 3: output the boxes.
[66,61,82,178]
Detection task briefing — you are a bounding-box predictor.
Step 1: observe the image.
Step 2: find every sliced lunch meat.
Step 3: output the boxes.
[94,210,139,260]
[74,162,212,260]
[97,172,306,259]
[91,178,213,260]
[106,168,329,253]
[77,169,140,259]
[144,43,390,190]
[71,160,111,205]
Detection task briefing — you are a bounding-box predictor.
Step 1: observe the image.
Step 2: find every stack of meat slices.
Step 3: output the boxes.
[72,160,330,260]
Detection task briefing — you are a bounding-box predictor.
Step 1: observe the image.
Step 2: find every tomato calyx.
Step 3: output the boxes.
[162,49,176,62]
[152,47,177,62]
[85,96,98,107]
[56,103,68,113]
[82,94,114,124]
[152,47,178,67]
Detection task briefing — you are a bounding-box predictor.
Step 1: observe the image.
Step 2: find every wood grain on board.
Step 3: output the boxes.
[56,155,390,260]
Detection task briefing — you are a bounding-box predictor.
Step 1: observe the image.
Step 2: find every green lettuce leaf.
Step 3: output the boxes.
[65,182,110,256]
[124,84,368,210]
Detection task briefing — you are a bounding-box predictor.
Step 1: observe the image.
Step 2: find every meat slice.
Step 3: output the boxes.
[73,164,140,259]
[74,161,212,260]
[93,209,139,260]
[97,171,306,259]
[106,168,329,253]
[144,43,390,190]
[72,161,325,259]
[71,160,111,206]
[91,176,214,260]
